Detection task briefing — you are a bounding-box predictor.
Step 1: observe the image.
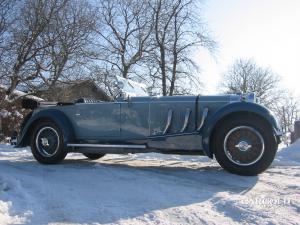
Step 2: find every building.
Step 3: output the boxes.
[35,80,111,102]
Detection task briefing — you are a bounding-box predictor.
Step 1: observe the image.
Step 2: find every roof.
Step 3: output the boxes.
[0,84,44,101]
[35,79,107,93]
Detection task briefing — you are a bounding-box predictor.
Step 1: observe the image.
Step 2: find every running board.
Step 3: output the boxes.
[67,143,146,149]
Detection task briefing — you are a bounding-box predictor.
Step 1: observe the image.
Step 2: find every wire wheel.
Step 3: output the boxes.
[223,126,265,166]
[35,126,60,158]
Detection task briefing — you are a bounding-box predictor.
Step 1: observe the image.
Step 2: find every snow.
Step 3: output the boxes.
[0,110,11,118]
[115,76,148,97]
[0,110,23,119]
[0,84,44,102]
[0,143,300,225]
[12,111,23,119]
[275,139,300,166]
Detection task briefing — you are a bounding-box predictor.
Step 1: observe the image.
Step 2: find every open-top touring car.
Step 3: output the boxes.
[16,77,281,175]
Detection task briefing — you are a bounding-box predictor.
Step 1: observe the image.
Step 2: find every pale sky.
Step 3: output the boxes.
[196,0,300,96]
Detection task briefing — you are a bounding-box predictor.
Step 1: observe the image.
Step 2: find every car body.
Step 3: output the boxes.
[16,80,281,175]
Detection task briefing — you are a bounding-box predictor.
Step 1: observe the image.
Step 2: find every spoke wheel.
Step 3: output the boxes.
[31,121,67,164]
[212,115,278,176]
[36,127,60,157]
[224,126,265,166]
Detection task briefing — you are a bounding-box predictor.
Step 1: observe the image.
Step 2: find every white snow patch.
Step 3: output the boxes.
[0,144,299,224]
[115,75,148,97]
[0,110,11,119]
[13,111,23,119]
[274,139,300,166]
[0,84,43,101]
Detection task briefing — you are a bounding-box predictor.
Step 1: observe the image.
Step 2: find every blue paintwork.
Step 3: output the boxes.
[65,102,121,139]
[201,101,281,157]
[18,109,75,148]
[17,94,281,158]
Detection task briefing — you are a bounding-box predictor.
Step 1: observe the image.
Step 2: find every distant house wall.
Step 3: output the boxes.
[36,80,111,102]
[291,121,300,144]
[0,117,3,140]
[0,90,7,140]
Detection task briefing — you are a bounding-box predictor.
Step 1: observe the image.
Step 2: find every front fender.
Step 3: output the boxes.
[17,109,75,148]
[202,102,281,158]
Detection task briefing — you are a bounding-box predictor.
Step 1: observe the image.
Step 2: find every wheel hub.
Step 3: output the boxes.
[235,141,252,152]
[41,138,49,147]
[224,126,265,166]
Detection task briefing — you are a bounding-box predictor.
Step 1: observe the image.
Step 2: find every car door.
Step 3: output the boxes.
[120,97,150,139]
[72,102,121,139]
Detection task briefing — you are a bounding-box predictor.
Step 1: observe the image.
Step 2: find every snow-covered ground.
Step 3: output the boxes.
[0,142,299,225]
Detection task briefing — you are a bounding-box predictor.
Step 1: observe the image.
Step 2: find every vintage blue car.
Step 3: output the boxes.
[17,79,281,175]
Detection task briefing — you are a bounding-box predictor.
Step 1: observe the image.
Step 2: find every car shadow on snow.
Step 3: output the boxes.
[0,156,259,225]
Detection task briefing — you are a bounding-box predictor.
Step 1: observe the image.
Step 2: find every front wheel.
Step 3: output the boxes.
[30,121,67,164]
[212,115,278,176]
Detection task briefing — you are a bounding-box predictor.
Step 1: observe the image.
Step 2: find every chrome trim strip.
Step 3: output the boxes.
[197,108,209,131]
[163,109,173,135]
[78,100,232,105]
[67,143,146,149]
[116,101,231,104]
[148,131,200,139]
[181,108,191,132]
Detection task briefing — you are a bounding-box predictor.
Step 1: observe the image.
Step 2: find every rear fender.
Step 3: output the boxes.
[202,102,281,158]
[17,109,75,148]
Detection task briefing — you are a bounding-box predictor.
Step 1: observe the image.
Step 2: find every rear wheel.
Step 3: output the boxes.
[83,153,105,160]
[212,115,277,176]
[31,121,67,164]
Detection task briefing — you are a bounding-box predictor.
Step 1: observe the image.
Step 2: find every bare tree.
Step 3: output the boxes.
[94,0,153,79]
[0,0,16,80]
[88,65,119,98]
[0,0,9,48]
[271,92,300,144]
[220,58,280,107]
[31,0,97,90]
[148,0,216,96]
[0,0,14,46]
[0,0,216,101]
[3,0,68,100]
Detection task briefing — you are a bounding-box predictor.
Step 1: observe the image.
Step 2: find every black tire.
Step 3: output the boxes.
[212,114,278,176]
[83,153,105,160]
[30,120,67,164]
